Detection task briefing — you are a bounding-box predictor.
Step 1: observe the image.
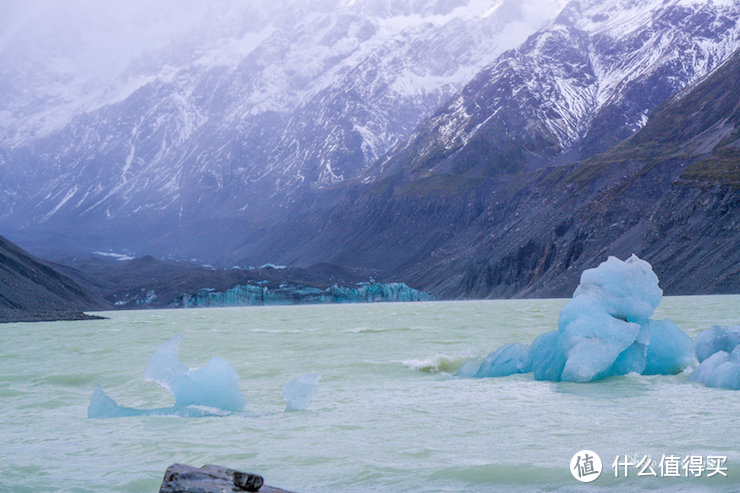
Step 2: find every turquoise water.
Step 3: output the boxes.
[0,296,738,492]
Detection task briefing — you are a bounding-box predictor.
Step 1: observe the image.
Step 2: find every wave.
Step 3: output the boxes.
[345,326,390,334]
[250,328,305,334]
[401,354,469,374]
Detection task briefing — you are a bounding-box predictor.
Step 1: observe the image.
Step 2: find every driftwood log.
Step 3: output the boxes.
[159,463,295,493]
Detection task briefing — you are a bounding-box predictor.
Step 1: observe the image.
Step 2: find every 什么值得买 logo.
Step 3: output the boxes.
[571,450,603,483]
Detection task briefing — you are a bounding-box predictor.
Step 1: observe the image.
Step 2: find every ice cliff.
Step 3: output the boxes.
[467,255,695,382]
[180,282,433,307]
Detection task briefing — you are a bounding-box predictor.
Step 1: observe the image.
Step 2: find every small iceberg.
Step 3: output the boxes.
[466,255,695,382]
[281,373,321,412]
[88,335,246,418]
[693,325,740,363]
[689,325,740,390]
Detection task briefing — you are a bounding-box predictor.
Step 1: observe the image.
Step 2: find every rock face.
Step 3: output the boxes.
[253,48,740,299]
[159,463,293,493]
[0,235,111,322]
[0,1,737,301]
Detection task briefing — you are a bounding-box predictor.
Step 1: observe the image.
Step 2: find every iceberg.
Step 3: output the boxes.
[87,385,228,418]
[690,325,740,390]
[693,325,740,363]
[88,335,246,418]
[281,373,321,412]
[465,255,694,382]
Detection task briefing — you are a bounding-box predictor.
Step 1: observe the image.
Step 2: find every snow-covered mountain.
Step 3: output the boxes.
[0,0,737,266]
[0,0,564,257]
[372,0,739,179]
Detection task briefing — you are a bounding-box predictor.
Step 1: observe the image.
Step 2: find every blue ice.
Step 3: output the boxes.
[693,325,740,363]
[690,326,740,389]
[282,373,321,411]
[467,255,694,382]
[471,342,531,378]
[87,385,228,418]
[88,335,246,418]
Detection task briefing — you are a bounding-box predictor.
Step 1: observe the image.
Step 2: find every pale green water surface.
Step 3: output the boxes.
[1,296,738,492]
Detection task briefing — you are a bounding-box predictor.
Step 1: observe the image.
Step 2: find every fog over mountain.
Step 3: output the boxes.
[0,0,570,261]
[0,0,564,143]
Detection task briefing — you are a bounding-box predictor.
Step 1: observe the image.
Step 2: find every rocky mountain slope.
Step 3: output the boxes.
[254,47,739,298]
[0,235,111,322]
[0,0,737,301]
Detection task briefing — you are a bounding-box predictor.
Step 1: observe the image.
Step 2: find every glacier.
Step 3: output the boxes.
[467,255,695,382]
[689,325,740,390]
[281,373,321,412]
[88,335,246,418]
[180,282,433,307]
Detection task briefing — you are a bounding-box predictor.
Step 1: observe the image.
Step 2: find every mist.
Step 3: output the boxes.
[0,0,567,139]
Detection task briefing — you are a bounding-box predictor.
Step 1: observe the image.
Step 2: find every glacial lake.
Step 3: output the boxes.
[1,296,738,492]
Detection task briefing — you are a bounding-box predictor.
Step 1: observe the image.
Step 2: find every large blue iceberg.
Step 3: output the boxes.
[689,325,740,390]
[88,335,246,418]
[469,255,694,382]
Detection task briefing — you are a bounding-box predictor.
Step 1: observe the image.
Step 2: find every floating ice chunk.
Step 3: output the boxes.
[472,342,531,378]
[282,373,321,412]
[561,255,662,326]
[643,319,694,375]
[689,347,740,390]
[143,334,188,393]
[87,385,227,418]
[529,330,564,381]
[558,308,642,382]
[89,335,246,418]
[88,385,146,418]
[169,356,246,411]
[689,325,740,390]
[537,255,680,382]
[456,357,484,378]
[465,255,693,383]
[144,334,245,412]
[693,325,740,363]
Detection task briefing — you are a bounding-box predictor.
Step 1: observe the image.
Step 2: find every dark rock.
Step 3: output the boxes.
[233,471,263,491]
[247,50,740,299]
[159,463,294,493]
[0,309,106,324]
[0,234,112,322]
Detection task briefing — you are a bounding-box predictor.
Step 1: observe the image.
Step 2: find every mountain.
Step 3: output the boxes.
[0,235,111,322]
[369,0,739,181]
[0,0,565,261]
[0,0,737,301]
[260,47,739,298]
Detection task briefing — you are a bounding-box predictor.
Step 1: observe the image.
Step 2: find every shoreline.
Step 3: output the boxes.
[0,310,107,324]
